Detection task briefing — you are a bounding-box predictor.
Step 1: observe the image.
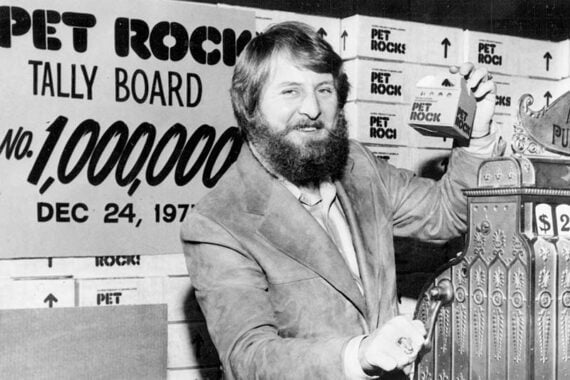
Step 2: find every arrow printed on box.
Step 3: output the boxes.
[441,38,451,59]
[44,293,58,308]
[545,91,552,106]
[543,52,552,71]
[341,30,348,50]
[317,27,327,38]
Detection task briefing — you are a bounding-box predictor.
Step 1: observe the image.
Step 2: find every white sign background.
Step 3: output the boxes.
[0,0,255,257]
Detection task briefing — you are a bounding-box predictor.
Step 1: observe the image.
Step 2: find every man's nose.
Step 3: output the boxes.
[298,92,321,120]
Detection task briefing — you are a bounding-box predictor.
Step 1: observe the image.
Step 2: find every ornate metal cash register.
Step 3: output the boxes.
[414,92,570,380]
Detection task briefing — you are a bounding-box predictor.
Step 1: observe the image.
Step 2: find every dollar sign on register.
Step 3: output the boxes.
[538,214,551,233]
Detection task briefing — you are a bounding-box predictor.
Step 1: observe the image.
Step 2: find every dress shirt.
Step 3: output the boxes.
[280,180,363,294]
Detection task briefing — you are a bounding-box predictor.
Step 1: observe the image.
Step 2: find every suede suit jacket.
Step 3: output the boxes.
[181,140,486,380]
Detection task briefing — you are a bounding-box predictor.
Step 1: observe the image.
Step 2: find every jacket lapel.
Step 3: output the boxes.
[335,181,379,328]
[237,147,368,319]
[259,182,368,318]
[340,154,397,330]
[339,154,397,329]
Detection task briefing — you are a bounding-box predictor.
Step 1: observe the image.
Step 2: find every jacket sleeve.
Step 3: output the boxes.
[181,212,352,380]
[357,142,489,241]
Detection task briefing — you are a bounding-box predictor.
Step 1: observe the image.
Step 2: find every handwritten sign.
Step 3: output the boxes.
[0,0,255,257]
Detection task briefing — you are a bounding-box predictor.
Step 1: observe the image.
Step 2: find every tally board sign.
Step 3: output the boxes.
[0,0,255,258]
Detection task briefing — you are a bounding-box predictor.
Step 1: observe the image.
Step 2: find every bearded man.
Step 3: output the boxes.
[181,21,498,379]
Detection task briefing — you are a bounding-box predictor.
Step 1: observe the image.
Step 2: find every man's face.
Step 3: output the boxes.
[258,54,340,145]
[247,53,349,186]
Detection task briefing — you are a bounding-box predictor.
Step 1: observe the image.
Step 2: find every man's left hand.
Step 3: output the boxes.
[450,62,496,138]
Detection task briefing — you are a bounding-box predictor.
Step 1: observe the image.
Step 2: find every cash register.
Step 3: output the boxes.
[415,91,570,380]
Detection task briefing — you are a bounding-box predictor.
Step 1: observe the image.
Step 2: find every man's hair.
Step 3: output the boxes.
[230,21,350,136]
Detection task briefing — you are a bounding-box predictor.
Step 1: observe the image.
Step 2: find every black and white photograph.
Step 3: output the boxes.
[1,0,569,379]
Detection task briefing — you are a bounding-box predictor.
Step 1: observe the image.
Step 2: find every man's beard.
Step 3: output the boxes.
[246,112,349,186]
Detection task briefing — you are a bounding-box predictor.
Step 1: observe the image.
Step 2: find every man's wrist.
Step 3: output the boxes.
[470,120,492,139]
[358,336,376,375]
[344,335,381,379]
[453,122,500,156]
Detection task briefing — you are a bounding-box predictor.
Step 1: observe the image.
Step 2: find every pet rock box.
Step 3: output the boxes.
[407,75,476,144]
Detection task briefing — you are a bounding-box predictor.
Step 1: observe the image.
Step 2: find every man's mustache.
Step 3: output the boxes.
[282,119,345,139]
[284,120,326,133]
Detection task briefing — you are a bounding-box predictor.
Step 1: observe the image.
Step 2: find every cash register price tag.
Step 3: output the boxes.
[556,204,570,237]
[535,203,555,236]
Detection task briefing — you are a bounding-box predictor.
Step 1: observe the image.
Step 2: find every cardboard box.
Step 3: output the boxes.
[0,278,75,309]
[76,277,165,307]
[464,31,519,75]
[0,257,53,279]
[345,102,404,146]
[516,37,567,80]
[340,15,413,62]
[511,77,565,112]
[218,5,341,53]
[415,23,464,67]
[344,102,451,148]
[344,59,405,103]
[466,31,568,79]
[340,15,463,66]
[407,75,477,144]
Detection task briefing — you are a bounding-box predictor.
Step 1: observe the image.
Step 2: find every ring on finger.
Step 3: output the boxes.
[397,336,414,355]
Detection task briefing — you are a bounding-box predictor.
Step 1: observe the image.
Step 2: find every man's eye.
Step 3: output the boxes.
[318,87,334,94]
[281,89,298,96]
